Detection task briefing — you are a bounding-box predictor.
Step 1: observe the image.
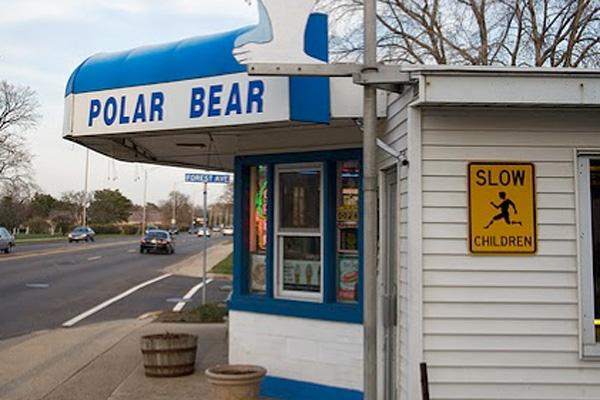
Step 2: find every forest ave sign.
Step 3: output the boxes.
[468,162,537,254]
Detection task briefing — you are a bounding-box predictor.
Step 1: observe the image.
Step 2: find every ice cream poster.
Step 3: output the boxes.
[283,259,321,292]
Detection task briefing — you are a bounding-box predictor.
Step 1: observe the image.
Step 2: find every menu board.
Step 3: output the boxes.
[337,256,359,301]
[283,259,321,292]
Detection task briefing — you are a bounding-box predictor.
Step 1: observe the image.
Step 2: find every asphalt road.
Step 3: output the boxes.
[0,234,231,341]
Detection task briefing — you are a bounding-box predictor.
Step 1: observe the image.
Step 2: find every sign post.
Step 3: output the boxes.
[468,162,537,254]
[185,173,231,304]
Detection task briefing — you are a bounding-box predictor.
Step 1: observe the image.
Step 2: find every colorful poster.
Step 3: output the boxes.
[283,259,321,292]
[337,256,359,302]
[250,254,266,293]
[254,166,268,252]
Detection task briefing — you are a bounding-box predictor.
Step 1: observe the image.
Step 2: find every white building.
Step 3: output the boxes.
[63,7,600,399]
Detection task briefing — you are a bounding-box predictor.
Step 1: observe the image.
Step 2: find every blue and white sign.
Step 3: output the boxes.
[185,173,231,184]
[63,5,330,137]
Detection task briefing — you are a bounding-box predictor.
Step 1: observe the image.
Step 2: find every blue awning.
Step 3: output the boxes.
[65,27,250,96]
[64,14,329,125]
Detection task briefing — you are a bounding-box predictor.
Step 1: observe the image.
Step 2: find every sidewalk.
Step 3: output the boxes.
[164,238,232,279]
[0,319,228,400]
[0,240,240,400]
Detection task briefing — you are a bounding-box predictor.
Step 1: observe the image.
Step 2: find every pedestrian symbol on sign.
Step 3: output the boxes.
[484,191,522,229]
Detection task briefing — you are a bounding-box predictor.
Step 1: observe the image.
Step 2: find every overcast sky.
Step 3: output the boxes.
[0,0,258,206]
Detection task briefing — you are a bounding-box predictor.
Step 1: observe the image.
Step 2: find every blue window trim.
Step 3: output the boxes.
[230,148,363,324]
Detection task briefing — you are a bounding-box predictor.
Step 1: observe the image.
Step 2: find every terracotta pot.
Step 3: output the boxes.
[205,364,267,400]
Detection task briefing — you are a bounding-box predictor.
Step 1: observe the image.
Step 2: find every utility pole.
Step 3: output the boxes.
[172,183,177,226]
[142,169,148,234]
[82,149,90,227]
[362,0,378,397]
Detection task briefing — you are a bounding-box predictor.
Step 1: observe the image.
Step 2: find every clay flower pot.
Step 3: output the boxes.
[205,364,267,400]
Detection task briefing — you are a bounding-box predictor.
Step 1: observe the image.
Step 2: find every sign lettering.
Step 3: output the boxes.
[468,162,537,254]
[185,173,231,184]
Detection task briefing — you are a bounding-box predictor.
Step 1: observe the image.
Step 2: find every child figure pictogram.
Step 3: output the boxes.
[484,191,522,229]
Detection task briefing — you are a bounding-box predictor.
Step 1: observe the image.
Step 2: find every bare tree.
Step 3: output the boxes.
[0,80,40,195]
[320,0,600,67]
[160,190,193,226]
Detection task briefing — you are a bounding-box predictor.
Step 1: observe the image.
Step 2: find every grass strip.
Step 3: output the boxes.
[210,252,233,275]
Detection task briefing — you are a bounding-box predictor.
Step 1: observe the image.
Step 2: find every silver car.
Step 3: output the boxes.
[0,227,15,254]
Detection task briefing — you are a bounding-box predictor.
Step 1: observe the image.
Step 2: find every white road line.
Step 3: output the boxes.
[62,273,173,328]
[172,278,214,312]
[87,256,102,261]
[26,283,50,289]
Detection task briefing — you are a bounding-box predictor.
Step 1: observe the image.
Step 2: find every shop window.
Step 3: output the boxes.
[578,156,600,357]
[336,161,360,303]
[275,164,323,301]
[248,165,268,294]
[231,149,362,323]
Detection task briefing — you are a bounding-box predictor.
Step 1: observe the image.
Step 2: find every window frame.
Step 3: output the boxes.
[230,149,363,324]
[577,155,600,358]
[274,163,324,302]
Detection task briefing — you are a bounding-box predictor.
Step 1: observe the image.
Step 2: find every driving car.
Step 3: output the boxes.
[222,226,234,236]
[168,225,179,235]
[0,227,15,254]
[197,227,211,237]
[211,226,222,233]
[68,226,96,243]
[140,229,175,254]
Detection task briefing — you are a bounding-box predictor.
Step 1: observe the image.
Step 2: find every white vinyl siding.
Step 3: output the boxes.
[420,108,600,400]
[378,90,415,399]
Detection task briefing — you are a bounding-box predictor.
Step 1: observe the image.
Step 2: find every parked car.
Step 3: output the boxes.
[68,226,96,243]
[211,226,222,233]
[140,229,175,254]
[0,227,15,254]
[222,226,234,236]
[197,227,211,237]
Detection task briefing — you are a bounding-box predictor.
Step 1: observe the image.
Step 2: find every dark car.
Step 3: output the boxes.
[68,227,96,243]
[140,230,175,254]
[0,227,15,254]
[168,225,179,235]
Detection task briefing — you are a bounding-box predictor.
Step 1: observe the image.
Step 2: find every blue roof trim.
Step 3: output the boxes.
[290,13,330,124]
[65,26,251,96]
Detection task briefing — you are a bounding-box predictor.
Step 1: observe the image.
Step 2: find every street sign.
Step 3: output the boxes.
[185,173,231,184]
[468,162,537,254]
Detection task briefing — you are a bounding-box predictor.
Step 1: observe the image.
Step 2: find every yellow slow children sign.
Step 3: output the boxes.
[468,162,537,254]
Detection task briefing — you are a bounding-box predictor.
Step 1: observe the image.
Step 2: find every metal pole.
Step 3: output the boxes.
[83,149,89,227]
[363,0,378,397]
[142,169,148,234]
[172,183,177,225]
[202,181,208,305]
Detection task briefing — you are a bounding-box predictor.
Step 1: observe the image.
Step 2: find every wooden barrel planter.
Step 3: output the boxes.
[205,364,267,400]
[140,333,198,377]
